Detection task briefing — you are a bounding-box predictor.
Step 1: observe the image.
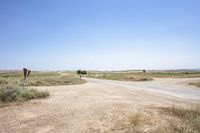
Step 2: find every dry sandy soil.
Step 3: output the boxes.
[0,78,200,133]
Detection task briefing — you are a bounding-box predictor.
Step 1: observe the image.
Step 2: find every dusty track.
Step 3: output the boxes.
[0,78,199,133]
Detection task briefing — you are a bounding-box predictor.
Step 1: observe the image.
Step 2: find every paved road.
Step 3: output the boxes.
[85,78,200,101]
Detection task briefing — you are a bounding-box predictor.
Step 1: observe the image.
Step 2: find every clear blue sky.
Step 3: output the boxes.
[0,0,200,70]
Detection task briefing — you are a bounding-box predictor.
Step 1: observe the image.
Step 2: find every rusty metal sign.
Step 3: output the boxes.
[23,68,31,81]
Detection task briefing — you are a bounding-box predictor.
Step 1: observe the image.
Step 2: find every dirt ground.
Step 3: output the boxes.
[0,78,199,133]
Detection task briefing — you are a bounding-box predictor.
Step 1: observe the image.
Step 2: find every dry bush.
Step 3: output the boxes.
[157,106,200,133]
[0,85,49,103]
[110,106,200,133]
[189,81,200,88]
[110,112,154,133]
[126,113,153,133]
[0,79,9,85]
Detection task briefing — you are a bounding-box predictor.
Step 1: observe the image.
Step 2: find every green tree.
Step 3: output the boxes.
[77,70,87,79]
[77,70,82,79]
[81,70,87,75]
[143,70,146,73]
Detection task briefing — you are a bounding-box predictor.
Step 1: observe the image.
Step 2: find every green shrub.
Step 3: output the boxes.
[20,89,49,100]
[0,85,49,103]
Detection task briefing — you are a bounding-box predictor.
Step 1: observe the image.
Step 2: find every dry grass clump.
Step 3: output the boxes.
[157,106,200,133]
[125,113,153,133]
[189,81,200,88]
[0,85,49,104]
[110,112,154,133]
[124,76,153,82]
[110,106,200,133]
[0,79,9,85]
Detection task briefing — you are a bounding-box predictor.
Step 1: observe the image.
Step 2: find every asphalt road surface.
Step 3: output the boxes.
[85,78,200,101]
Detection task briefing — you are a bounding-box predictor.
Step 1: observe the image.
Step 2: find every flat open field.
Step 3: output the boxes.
[0,72,86,86]
[86,71,200,83]
[0,73,200,132]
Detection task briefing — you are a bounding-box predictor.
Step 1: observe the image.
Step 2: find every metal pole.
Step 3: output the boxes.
[23,78,26,88]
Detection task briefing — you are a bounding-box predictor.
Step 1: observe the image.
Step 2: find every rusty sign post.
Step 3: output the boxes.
[23,68,31,87]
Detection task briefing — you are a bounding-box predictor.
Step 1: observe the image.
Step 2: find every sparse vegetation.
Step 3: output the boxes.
[27,75,86,86]
[0,72,86,86]
[126,113,152,132]
[0,79,9,85]
[189,81,200,88]
[0,71,86,106]
[0,85,49,103]
[149,71,200,78]
[157,106,200,133]
[87,72,153,82]
[86,71,200,82]
[110,106,200,133]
